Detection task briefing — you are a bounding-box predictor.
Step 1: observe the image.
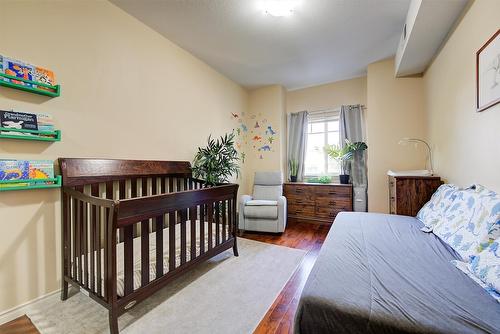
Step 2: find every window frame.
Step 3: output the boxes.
[304,111,340,178]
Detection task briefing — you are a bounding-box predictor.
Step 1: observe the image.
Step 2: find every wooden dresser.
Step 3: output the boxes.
[284,182,353,224]
[389,175,443,216]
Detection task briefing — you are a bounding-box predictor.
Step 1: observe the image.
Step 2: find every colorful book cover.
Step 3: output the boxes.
[0,55,3,75]
[34,67,56,91]
[35,112,55,132]
[29,160,55,184]
[0,110,38,135]
[2,57,35,87]
[0,160,30,188]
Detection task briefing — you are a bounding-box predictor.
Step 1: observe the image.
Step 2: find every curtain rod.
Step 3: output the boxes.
[308,105,366,114]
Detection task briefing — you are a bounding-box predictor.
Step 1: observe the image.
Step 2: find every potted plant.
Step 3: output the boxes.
[289,159,299,182]
[325,140,367,184]
[192,132,240,186]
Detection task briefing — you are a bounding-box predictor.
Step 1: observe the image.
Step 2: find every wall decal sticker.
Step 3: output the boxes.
[258,145,271,151]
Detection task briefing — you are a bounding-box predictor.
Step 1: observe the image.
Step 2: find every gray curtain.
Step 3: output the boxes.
[287,111,308,181]
[340,105,368,212]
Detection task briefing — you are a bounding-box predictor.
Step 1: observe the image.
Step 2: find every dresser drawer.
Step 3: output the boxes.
[284,184,316,196]
[286,193,315,206]
[315,196,352,209]
[314,186,351,197]
[315,206,342,219]
[288,204,315,217]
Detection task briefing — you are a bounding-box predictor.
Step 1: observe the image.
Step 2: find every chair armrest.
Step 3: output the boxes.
[277,196,287,232]
[240,194,253,206]
[238,195,253,230]
[277,195,287,208]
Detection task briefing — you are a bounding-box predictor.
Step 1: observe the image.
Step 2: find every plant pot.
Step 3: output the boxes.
[290,176,297,182]
[339,174,350,184]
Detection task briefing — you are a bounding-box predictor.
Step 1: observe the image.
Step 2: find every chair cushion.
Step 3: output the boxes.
[253,185,283,200]
[245,200,278,206]
[244,204,278,219]
[254,171,283,185]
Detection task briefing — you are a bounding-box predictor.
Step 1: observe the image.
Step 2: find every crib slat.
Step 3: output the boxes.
[91,183,102,296]
[232,197,237,237]
[190,206,197,260]
[207,203,213,250]
[168,212,175,271]
[103,181,114,299]
[177,178,182,192]
[222,200,227,242]
[228,199,233,241]
[169,177,174,193]
[123,224,134,296]
[62,193,70,281]
[151,178,157,232]
[161,177,166,193]
[118,180,126,242]
[90,202,96,292]
[215,201,220,246]
[83,201,89,288]
[155,215,164,279]
[72,197,77,280]
[180,209,187,265]
[199,204,205,254]
[75,196,82,282]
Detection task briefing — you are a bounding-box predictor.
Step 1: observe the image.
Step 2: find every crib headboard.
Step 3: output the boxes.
[59,158,192,186]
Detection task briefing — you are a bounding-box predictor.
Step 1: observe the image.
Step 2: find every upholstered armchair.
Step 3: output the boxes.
[239,171,287,233]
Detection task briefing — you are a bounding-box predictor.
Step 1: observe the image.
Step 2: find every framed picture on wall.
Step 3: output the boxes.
[477,29,500,112]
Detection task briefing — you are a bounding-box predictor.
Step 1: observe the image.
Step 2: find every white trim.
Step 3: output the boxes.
[0,289,61,325]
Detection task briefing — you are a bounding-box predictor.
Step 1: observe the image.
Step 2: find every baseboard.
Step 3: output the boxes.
[0,289,61,325]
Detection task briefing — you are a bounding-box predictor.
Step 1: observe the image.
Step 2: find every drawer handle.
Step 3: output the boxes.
[329,201,337,206]
[295,188,304,193]
[328,191,337,195]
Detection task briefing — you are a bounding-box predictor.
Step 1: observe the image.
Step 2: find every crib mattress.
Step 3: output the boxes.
[76,221,229,297]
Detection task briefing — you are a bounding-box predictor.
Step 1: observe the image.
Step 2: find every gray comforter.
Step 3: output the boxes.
[294,212,500,334]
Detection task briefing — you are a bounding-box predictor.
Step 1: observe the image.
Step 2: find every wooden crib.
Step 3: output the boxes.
[59,158,239,334]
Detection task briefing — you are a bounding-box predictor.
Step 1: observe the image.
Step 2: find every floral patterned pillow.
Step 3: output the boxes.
[453,239,500,303]
[416,184,458,232]
[433,185,500,261]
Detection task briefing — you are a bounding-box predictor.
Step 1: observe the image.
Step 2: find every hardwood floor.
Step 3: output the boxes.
[0,315,39,334]
[241,220,331,334]
[0,220,330,334]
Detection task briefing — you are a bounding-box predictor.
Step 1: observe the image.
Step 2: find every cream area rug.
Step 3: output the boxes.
[26,238,305,334]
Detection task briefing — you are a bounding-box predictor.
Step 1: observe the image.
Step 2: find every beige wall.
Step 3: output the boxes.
[367,58,427,213]
[239,85,286,195]
[286,77,367,113]
[0,1,247,314]
[423,0,500,192]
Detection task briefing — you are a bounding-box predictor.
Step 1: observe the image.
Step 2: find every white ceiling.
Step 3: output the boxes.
[112,0,412,90]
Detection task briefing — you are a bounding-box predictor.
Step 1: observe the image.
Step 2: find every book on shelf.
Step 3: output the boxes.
[29,160,55,184]
[34,67,56,91]
[1,55,57,92]
[0,160,55,187]
[2,57,35,87]
[0,160,30,188]
[0,110,55,137]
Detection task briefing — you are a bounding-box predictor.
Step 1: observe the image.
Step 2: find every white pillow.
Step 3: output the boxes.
[433,185,500,261]
[416,184,458,232]
[453,238,500,303]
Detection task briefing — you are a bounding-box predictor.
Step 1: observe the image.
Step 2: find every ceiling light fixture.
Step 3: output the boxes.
[260,0,299,17]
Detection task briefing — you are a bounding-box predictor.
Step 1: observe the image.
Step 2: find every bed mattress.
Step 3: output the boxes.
[294,212,500,334]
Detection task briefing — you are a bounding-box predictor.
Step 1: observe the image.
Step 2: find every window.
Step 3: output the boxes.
[304,112,340,176]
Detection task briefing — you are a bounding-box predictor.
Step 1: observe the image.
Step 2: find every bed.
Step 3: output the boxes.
[59,158,238,334]
[294,212,500,334]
